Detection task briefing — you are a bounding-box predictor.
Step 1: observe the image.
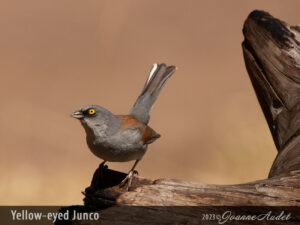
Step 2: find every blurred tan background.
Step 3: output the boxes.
[0,0,299,205]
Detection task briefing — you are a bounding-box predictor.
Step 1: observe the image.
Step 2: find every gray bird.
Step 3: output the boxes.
[71,63,176,190]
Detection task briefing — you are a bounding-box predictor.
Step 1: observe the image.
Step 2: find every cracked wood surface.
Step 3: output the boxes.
[82,168,300,208]
[242,10,300,177]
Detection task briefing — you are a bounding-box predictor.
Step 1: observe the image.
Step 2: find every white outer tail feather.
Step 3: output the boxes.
[146,63,158,85]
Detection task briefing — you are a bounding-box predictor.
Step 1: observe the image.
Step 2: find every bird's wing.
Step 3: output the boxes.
[117,115,160,144]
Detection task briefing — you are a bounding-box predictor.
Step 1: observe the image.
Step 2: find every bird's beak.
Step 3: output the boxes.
[71,110,84,119]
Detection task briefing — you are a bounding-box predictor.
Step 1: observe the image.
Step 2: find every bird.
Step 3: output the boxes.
[71,63,177,190]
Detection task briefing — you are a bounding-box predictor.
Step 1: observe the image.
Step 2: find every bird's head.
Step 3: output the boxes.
[71,105,116,132]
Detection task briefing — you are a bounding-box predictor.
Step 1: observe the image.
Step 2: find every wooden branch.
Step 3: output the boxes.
[242,10,300,178]
[83,167,300,208]
[63,10,300,224]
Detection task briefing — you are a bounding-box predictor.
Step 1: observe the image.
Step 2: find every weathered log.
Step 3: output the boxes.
[61,10,300,225]
[83,167,300,207]
[242,10,300,178]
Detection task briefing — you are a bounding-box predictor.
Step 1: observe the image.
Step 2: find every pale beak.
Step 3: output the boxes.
[71,110,84,119]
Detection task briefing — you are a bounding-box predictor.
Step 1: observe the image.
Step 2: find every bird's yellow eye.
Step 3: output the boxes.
[88,109,96,115]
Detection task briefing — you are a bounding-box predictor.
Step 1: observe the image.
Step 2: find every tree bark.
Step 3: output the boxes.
[62,10,300,225]
[242,10,300,178]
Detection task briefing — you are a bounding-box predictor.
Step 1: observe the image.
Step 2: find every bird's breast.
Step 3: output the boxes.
[86,131,146,162]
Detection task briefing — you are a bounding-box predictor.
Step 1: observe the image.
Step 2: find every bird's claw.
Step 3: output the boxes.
[119,170,138,191]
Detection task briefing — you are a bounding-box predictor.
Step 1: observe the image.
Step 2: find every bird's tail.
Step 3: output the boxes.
[129,63,177,124]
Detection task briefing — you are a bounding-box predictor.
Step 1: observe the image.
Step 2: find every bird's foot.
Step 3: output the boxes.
[119,170,138,191]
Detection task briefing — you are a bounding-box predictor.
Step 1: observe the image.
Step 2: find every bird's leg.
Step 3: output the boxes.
[119,160,140,191]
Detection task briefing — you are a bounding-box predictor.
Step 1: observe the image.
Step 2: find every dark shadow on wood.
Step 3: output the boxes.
[83,165,153,208]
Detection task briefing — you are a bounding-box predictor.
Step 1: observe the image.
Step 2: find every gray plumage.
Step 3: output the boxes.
[74,105,147,162]
[71,63,176,190]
